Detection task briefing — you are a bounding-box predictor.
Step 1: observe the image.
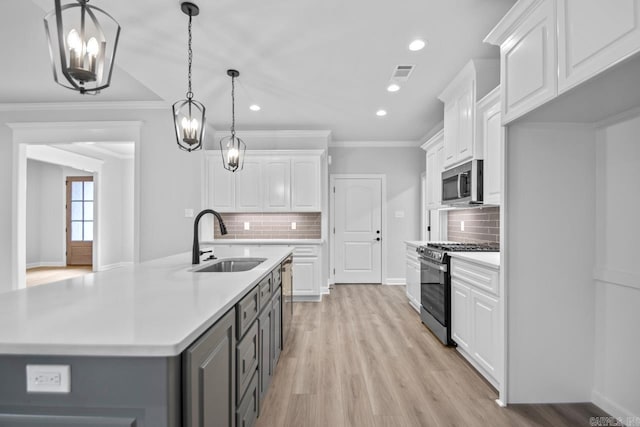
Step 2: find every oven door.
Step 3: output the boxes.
[420,257,447,326]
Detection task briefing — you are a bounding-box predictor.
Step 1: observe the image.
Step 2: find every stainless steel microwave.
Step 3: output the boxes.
[441,160,483,206]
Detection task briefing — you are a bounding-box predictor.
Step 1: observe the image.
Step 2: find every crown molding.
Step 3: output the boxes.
[0,101,168,112]
[329,140,421,148]
[214,129,332,140]
[484,0,543,46]
[6,120,143,130]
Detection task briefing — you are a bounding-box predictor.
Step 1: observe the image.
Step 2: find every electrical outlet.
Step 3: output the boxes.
[291,222,296,230]
[184,209,194,218]
[26,365,70,393]
[461,221,465,231]
[244,222,250,230]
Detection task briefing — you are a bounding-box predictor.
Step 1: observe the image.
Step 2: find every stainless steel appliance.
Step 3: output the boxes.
[281,256,293,344]
[417,242,499,346]
[442,159,484,206]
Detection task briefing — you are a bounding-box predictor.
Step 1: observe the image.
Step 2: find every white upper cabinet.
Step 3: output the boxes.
[558,0,640,93]
[422,129,445,209]
[477,87,503,206]
[291,156,321,211]
[235,158,263,211]
[207,154,236,212]
[263,157,291,211]
[438,59,499,170]
[206,151,322,213]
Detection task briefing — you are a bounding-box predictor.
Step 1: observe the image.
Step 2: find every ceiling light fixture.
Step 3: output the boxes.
[172,2,205,152]
[249,104,261,111]
[387,83,401,92]
[43,0,121,94]
[376,109,387,117]
[409,39,426,51]
[219,70,246,172]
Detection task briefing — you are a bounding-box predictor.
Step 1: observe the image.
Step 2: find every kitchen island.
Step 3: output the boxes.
[0,245,292,426]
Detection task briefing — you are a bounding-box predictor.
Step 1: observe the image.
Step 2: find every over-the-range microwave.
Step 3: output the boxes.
[441,159,483,206]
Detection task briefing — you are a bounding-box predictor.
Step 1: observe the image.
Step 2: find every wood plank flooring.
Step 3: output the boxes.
[26,266,93,288]
[256,285,607,427]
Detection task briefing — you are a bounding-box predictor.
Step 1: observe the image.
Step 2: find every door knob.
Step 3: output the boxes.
[376,230,380,234]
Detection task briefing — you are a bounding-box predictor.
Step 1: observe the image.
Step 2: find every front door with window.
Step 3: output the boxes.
[66,176,94,266]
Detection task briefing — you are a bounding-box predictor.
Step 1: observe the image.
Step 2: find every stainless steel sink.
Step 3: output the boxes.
[194,257,266,273]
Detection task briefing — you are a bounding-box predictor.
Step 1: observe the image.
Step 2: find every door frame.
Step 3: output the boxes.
[8,120,142,291]
[329,174,387,285]
[66,175,95,266]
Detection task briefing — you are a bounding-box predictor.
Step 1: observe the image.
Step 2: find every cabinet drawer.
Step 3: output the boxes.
[406,247,419,263]
[272,265,282,288]
[293,245,319,256]
[236,371,259,427]
[451,258,499,296]
[258,275,272,312]
[237,286,260,339]
[237,321,259,403]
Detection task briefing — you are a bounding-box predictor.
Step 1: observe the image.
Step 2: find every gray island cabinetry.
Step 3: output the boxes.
[0,246,291,427]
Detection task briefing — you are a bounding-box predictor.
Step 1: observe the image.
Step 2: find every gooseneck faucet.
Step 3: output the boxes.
[192,209,227,264]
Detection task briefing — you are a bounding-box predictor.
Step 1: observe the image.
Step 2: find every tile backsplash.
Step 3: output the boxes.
[447,207,500,244]
[214,212,321,239]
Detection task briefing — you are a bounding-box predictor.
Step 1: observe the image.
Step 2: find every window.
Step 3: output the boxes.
[69,179,94,241]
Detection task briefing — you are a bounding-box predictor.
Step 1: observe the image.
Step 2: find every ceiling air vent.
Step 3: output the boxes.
[391,65,415,82]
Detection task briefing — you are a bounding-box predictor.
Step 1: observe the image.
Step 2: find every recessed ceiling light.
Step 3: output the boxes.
[387,83,401,92]
[409,39,426,51]
[249,104,261,111]
[376,109,387,117]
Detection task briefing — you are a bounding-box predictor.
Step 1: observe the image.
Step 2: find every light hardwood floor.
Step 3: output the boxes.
[26,266,93,288]
[257,285,607,427]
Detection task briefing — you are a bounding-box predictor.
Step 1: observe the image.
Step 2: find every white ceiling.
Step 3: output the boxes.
[1,0,515,142]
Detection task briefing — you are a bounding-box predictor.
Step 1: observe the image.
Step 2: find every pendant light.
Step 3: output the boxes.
[219,70,246,172]
[172,2,206,152]
[44,0,121,94]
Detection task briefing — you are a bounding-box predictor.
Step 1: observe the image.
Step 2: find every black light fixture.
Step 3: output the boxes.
[172,2,205,152]
[44,0,121,94]
[219,69,246,172]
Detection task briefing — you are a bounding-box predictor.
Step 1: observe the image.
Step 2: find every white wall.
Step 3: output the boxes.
[328,146,425,281]
[592,114,640,419]
[506,124,596,403]
[0,108,203,292]
[26,159,43,266]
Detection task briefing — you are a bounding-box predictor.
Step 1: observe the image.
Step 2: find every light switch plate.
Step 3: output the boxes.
[291,222,296,230]
[244,222,250,230]
[26,364,71,393]
[461,221,465,231]
[184,209,194,218]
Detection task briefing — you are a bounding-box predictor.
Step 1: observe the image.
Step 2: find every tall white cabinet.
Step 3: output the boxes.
[477,87,503,206]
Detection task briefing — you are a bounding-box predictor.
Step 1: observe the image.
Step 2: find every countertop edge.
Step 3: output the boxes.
[449,252,500,269]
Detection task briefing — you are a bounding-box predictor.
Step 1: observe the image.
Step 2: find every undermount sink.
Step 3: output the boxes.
[194,257,266,273]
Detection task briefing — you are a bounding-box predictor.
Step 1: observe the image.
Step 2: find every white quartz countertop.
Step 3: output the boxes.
[405,240,429,247]
[449,252,500,269]
[204,239,323,245]
[0,246,292,357]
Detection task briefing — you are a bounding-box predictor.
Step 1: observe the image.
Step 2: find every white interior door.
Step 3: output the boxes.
[333,177,382,283]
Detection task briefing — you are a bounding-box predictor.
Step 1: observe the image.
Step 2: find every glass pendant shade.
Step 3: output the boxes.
[173,99,206,152]
[44,0,120,94]
[219,134,246,172]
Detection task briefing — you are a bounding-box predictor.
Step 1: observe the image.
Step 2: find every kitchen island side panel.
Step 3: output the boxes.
[0,355,181,427]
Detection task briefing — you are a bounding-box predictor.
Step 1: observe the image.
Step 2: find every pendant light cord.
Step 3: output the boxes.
[231,75,236,137]
[186,13,193,99]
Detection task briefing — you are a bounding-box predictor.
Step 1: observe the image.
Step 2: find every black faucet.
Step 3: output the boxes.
[192,209,228,264]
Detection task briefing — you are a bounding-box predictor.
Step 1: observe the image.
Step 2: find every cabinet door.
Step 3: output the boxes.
[208,154,235,212]
[292,257,319,296]
[481,96,503,206]
[456,83,475,164]
[235,158,263,211]
[236,372,258,427]
[271,288,282,367]
[258,306,272,411]
[451,279,471,351]
[263,157,291,211]
[471,289,500,384]
[183,308,235,427]
[291,156,321,211]
[501,0,557,123]
[559,0,640,93]
[237,321,259,404]
[443,101,459,168]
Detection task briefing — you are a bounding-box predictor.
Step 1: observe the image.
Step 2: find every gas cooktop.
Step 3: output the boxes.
[425,242,500,252]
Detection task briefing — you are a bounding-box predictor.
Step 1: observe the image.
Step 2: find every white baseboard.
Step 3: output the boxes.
[26,261,66,269]
[293,295,322,302]
[592,389,637,420]
[385,278,406,286]
[408,299,420,313]
[97,262,132,272]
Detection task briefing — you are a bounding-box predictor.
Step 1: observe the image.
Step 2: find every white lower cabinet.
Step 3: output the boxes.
[292,245,321,301]
[450,257,501,388]
[405,243,421,312]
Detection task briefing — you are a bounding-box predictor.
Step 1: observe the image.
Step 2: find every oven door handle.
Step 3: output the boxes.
[420,258,448,272]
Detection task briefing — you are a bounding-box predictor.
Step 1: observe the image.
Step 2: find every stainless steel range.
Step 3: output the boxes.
[417,242,499,346]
